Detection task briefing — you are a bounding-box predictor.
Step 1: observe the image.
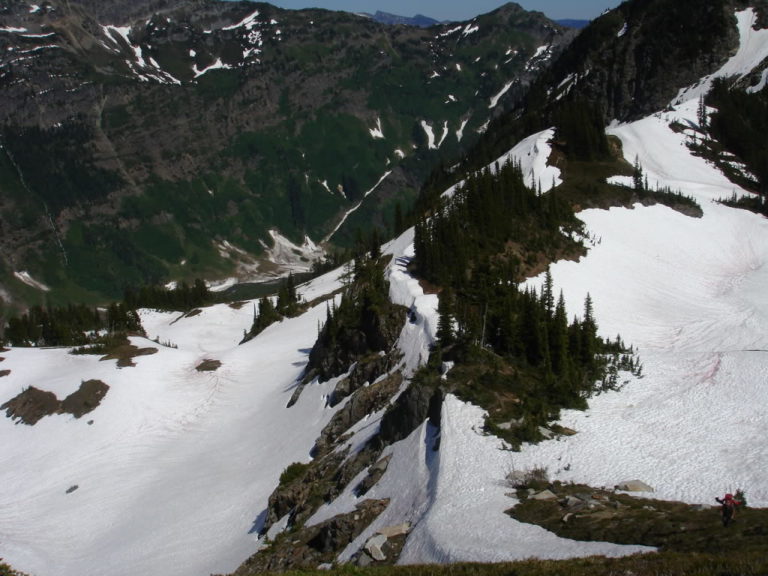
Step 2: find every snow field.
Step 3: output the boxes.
[0,269,349,576]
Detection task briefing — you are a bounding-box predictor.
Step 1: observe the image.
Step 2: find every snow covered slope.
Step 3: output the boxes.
[1,6,767,576]
[0,270,347,576]
[516,9,768,507]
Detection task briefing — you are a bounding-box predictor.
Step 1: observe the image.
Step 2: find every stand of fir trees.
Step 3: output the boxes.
[4,303,141,347]
[303,250,404,384]
[242,273,302,341]
[413,159,641,447]
[123,278,212,311]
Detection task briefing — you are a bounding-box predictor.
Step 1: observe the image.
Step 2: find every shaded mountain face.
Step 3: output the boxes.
[534,0,768,122]
[0,0,571,308]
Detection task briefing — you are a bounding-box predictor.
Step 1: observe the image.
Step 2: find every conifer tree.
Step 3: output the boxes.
[633,156,645,191]
[436,287,456,346]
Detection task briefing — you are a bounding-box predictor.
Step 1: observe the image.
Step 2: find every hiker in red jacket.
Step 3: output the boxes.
[715,493,741,526]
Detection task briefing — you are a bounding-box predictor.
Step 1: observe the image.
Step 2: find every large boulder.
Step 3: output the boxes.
[615,479,654,492]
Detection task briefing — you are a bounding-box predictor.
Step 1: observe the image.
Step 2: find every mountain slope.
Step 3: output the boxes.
[0,0,571,309]
[1,2,768,576]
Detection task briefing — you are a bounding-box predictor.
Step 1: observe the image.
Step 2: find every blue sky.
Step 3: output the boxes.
[265,1,622,21]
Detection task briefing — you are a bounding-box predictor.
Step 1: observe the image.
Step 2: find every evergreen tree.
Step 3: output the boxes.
[633,156,645,191]
[697,94,708,132]
[436,287,456,346]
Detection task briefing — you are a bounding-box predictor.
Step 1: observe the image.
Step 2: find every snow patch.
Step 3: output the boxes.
[489,80,514,109]
[323,171,392,242]
[262,230,324,274]
[13,271,50,292]
[498,128,561,191]
[369,117,384,139]
[456,118,469,141]
[747,67,768,93]
[222,9,260,31]
[420,120,437,149]
[462,23,479,36]
[193,57,232,78]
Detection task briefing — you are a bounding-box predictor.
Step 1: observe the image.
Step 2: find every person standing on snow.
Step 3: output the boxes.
[715,493,741,526]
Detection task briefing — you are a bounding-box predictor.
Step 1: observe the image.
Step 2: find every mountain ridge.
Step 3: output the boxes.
[0,0,571,312]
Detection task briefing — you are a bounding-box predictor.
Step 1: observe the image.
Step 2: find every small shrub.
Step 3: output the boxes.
[736,488,748,508]
[279,462,309,487]
[507,466,549,489]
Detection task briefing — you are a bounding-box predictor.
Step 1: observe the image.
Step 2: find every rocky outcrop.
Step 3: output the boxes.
[313,371,403,458]
[304,304,406,385]
[354,522,412,566]
[539,0,748,122]
[235,499,389,575]
[377,383,443,446]
[328,352,396,407]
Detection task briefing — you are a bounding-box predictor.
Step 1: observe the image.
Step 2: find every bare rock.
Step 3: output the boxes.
[531,489,558,501]
[377,522,411,538]
[616,480,654,492]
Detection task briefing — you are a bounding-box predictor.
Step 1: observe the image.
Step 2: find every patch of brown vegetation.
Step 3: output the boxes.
[101,342,158,368]
[0,370,9,378]
[2,379,111,425]
[60,379,110,418]
[184,309,203,318]
[196,359,222,372]
[228,301,248,310]
[1,387,59,425]
[509,481,768,556]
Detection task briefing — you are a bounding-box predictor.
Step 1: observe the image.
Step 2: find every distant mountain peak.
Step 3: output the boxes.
[368,10,440,28]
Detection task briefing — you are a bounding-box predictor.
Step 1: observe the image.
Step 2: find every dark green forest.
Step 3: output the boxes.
[707,78,768,214]
[4,303,140,348]
[412,159,640,446]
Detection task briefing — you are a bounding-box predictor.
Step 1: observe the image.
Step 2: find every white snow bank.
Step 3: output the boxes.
[335,396,652,564]
[420,120,437,149]
[489,80,513,109]
[370,117,385,139]
[517,80,768,509]
[13,270,50,291]
[262,229,324,273]
[0,295,344,576]
[494,127,562,192]
[193,57,232,78]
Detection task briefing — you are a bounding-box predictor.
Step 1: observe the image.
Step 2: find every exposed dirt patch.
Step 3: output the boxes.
[184,308,203,318]
[1,387,59,425]
[1,379,110,425]
[196,359,222,372]
[60,379,110,418]
[101,342,158,367]
[228,301,248,310]
[0,370,10,378]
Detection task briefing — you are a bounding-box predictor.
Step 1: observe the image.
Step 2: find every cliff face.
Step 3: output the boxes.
[0,0,570,307]
[536,0,767,122]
